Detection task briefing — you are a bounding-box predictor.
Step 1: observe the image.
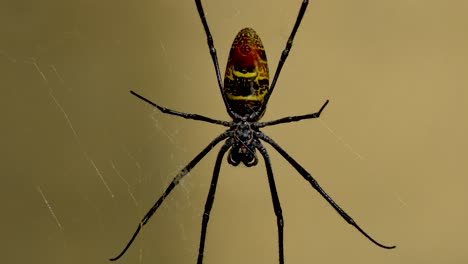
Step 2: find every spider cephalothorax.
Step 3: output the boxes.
[111,1,395,263]
[227,120,259,167]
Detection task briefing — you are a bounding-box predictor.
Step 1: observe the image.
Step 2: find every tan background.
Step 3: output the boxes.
[1,0,467,263]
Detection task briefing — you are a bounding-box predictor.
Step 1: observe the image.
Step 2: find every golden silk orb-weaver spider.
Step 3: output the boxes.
[110,0,396,263]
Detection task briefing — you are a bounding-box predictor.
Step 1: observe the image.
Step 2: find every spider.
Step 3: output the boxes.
[110,0,395,263]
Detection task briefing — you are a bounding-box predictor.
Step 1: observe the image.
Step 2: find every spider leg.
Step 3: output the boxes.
[253,0,310,119]
[194,0,239,120]
[258,133,396,249]
[131,90,231,126]
[254,141,285,264]
[197,139,234,264]
[256,100,329,128]
[109,131,232,261]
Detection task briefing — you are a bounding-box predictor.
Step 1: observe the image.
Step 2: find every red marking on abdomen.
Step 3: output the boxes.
[231,44,258,68]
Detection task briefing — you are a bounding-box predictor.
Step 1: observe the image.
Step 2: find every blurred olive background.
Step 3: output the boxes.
[1,0,467,263]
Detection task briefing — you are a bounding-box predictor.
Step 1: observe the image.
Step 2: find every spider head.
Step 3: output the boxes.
[227,120,258,167]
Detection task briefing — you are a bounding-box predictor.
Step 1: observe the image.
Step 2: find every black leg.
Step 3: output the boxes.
[258,133,396,249]
[131,90,231,126]
[197,139,234,264]
[255,141,285,264]
[256,100,329,128]
[109,131,232,261]
[194,0,239,120]
[252,0,310,120]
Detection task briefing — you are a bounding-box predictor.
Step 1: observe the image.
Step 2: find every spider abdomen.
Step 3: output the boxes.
[224,28,269,118]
